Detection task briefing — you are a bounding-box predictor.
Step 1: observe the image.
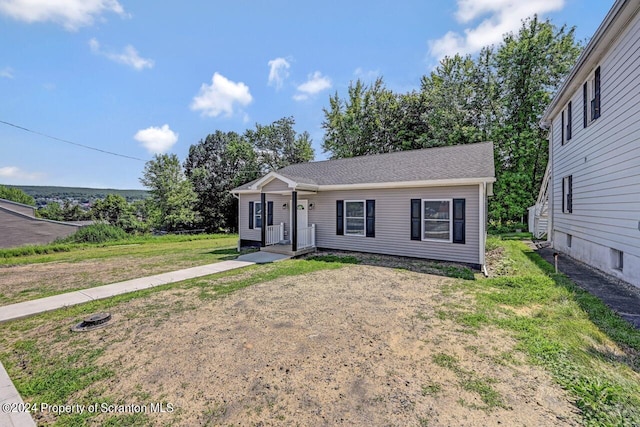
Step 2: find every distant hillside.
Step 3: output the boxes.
[6,185,149,207]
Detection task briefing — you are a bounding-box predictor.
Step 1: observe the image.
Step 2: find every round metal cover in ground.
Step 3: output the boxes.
[71,312,112,332]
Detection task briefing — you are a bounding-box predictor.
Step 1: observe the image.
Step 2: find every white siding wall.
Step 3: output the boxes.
[239,185,481,265]
[551,11,640,285]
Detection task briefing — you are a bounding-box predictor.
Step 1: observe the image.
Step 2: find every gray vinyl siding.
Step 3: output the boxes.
[551,9,640,283]
[239,186,481,265]
[262,179,291,192]
[239,194,291,242]
[308,186,479,264]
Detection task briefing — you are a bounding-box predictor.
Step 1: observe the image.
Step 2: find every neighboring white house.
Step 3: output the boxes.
[537,0,640,286]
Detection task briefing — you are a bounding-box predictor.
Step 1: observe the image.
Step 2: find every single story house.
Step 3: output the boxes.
[231,142,496,270]
[537,0,640,286]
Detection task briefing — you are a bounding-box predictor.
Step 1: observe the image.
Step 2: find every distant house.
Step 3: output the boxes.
[231,142,496,269]
[535,0,640,286]
[0,198,83,248]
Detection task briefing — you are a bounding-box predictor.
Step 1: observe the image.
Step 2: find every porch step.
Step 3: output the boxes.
[261,245,316,257]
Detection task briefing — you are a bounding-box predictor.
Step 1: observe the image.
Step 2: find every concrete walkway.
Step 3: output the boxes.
[536,246,640,329]
[0,252,290,427]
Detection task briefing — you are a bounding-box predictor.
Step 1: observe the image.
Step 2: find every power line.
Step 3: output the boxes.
[0,119,146,162]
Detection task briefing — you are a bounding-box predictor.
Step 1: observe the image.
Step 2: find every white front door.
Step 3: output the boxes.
[290,199,308,230]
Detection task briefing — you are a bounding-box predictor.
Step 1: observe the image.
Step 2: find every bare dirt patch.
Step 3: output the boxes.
[19,263,579,426]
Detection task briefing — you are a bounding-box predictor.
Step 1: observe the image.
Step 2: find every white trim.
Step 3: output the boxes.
[249,171,299,190]
[320,177,495,191]
[233,177,496,195]
[421,199,453,243]
[344,200,366,237]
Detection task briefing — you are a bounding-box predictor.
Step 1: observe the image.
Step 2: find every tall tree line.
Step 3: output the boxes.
[322,17,582,223]
[141,117,314,233]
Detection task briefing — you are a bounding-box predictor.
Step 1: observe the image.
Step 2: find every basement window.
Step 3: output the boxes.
[611,249,623,271]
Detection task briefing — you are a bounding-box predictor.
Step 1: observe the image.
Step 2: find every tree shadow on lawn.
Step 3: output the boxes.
[205,247,241,260]
[524,250,640,373]
[303,250,477,280]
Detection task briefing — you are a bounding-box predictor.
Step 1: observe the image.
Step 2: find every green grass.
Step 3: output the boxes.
[455,236,640,425]
[431,352,507,410]
[0,233,236,264]
[0,256,350,426]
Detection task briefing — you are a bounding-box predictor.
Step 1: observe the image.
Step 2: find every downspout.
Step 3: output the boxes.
[232,192,240,252]
[479,182,487,276]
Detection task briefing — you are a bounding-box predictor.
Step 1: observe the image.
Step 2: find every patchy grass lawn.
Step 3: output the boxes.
[0,240,639,426]
[0,234,238,305]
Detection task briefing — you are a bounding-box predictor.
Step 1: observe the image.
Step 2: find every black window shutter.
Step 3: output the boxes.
[248,201,254,229]
[453,199,465,244]
[562,178,566,213]
[336,200,344,235]
[366,200,375,238]
[410,199,421,241]
[583,82,588,128]
[267,201,273,226]
[567,102,572,140]
[594,67,601,119]
[568,175,573,213]
[561,110,565,145]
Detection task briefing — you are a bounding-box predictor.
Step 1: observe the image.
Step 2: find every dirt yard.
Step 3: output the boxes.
[16,259,580,426]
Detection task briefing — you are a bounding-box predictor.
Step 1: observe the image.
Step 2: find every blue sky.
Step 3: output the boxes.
[0,0,613,189]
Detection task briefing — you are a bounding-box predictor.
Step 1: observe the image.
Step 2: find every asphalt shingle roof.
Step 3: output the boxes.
[233,142,495,191]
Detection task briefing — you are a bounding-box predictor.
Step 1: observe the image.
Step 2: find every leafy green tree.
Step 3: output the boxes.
[37,202,63,220]
[322,78,404,158]
[245,116,314,172]
[419,50,498,147]
[61,200,87,221]
[185,131,259,232]
[91,194,146,233]
[0,185,35,206]
[489,16,581,221]
[320,17,581,223]
[140,154,199,231]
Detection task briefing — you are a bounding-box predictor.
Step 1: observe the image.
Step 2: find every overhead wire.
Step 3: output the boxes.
[0,119,147,162]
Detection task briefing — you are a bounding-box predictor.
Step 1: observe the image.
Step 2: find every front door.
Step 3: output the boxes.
[290,199,308,230]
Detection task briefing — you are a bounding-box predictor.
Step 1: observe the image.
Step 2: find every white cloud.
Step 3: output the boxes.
[267,57,291,90]
[0,67,14,79]
[0,0,126,31]
[293,71,332,101]
[89,38,154,71]
[190,72,253,118]
[429,0,564,60]
[0,166,44,181]
[134,124,179,154]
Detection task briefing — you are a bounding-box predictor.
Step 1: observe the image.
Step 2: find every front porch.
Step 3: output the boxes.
[261,222,317,256]
[260,243,316,257]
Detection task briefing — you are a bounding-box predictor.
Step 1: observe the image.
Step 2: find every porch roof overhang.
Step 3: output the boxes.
[231,176,496,195]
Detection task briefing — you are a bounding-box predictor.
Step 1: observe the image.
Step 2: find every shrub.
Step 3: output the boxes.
[56,224,129,244]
